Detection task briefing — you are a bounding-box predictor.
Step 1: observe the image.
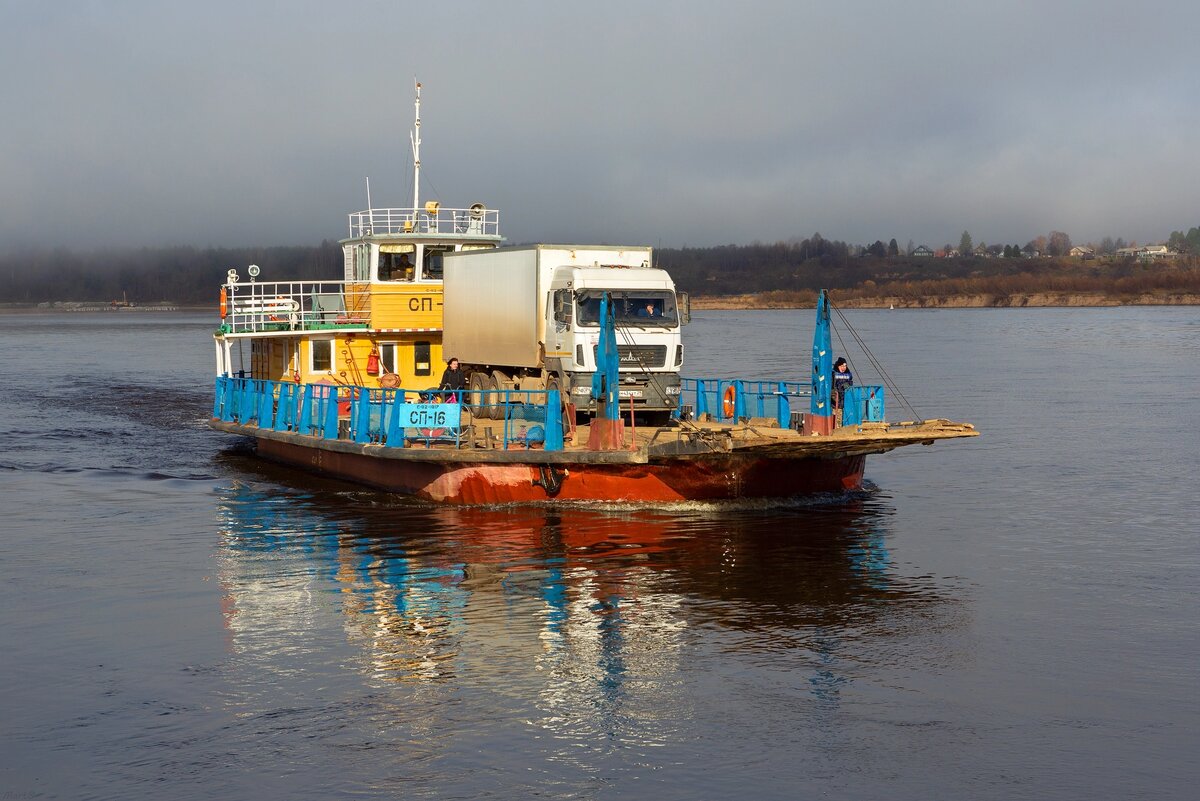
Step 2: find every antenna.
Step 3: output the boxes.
[365,176,372,211]
[410,80,422,212]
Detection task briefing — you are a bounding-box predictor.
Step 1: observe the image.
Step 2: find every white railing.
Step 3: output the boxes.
[221,281,367,334]
[347,205,501,238]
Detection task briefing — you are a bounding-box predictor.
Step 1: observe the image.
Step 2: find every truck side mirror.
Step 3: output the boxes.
[678,292,690,325]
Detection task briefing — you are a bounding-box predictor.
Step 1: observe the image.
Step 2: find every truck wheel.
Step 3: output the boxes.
[467,372,488,419]
[482,373,503,419]
[490,370,511,419]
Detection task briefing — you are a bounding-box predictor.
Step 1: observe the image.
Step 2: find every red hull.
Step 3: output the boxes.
[256,437,865,504]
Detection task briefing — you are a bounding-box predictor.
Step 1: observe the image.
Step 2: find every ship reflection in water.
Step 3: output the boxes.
[213,465,962,754]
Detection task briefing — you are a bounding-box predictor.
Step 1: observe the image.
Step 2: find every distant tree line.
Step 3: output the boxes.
[1167,226,1200,255]
[655,231,1200,298]
[1,229,1198,306]
[0,242,342,305]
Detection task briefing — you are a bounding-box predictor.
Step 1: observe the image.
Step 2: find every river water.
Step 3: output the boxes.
[1,308,1197,800]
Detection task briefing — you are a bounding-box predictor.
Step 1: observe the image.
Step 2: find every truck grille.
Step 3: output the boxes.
[593,344,667,368]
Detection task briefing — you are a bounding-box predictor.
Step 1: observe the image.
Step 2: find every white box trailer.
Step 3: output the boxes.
[443,244,686,421]
[443,245,653,367]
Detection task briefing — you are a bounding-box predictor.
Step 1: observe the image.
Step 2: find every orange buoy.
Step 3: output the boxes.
[219,288,228,318]
[722,385,737,418]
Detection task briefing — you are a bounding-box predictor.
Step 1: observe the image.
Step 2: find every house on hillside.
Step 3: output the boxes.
[1116,244,1177,261]
[912,245,934,257]
[1069,246,1095,259]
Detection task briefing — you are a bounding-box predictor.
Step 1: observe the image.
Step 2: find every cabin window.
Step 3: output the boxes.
[353,244,371,282]
[414,341,432,376]
[250,340,268,379]
[379,244,416,282]
[576,290,678,327]
[379,342,399,374]
[311,339,333,372]
[422,245,453,280]
[553,289,573,324]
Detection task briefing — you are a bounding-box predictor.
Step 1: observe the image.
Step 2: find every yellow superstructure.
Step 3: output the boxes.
[214,208,502,395]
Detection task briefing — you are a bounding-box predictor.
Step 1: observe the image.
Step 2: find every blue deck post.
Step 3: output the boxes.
[544,389,563,451]
[810,290,834,429]
[776,381,789,427]
[592,293,620,422]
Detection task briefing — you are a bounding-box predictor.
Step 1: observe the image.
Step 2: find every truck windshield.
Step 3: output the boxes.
[576,291,678,327]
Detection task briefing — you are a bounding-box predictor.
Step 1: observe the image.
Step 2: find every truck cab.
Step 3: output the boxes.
[546,266,686,422]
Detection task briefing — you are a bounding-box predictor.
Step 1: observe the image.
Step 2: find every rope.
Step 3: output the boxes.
[828,301,923,421]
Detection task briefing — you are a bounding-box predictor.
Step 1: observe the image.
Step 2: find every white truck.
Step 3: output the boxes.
[442,244,688,423]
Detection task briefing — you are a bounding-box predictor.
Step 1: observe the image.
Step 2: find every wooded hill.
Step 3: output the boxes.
[1,239,1197,306]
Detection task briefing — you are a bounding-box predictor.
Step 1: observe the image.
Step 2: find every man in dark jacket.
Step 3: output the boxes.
[438,357,466,398]
[832,357,853,410]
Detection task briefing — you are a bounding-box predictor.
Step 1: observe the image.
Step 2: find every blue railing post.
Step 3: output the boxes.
[223,377,237,421]
[545,389,564,451]
[213,376,224,418]
[695,379,709,418]
[273,383,293,432]
[352,387,371,443]
[238,379,255,423]
[298,384,314,434]
[386,391,405,447]
[776,381,789,428]
[259,381,276,429]
[323,390,339,439]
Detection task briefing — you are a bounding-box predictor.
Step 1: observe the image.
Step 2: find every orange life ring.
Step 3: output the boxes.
[219,288,228,318]
[722,385,737,418]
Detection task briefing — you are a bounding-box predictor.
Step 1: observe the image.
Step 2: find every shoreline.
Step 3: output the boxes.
[4,293,1198,314]
[691,291,1200,310]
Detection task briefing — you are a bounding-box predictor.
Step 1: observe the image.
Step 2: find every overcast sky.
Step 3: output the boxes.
[2,0,1197,252]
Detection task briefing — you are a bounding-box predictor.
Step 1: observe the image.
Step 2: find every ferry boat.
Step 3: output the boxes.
[209,85,977,504]
[213,83,502,397]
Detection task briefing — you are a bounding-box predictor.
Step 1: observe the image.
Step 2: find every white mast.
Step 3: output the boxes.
[410,80,422,211]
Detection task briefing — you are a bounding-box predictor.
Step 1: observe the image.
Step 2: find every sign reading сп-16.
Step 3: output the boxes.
[395,403,461,428]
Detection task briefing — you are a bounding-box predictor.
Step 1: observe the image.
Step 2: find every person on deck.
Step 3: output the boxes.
[832,357,854,410]
[397,254,414,281]
[438,357,466,400]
